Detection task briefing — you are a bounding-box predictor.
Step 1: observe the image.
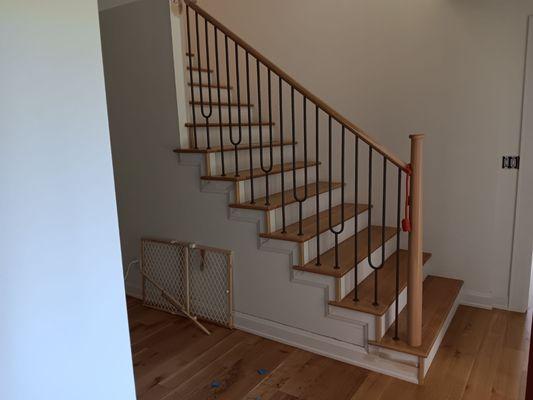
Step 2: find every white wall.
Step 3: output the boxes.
[198,0,533,310]
[510,16,533,312]
[0,1,136,399]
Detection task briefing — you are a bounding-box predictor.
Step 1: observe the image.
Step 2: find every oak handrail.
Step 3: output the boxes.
[184,0,410,173]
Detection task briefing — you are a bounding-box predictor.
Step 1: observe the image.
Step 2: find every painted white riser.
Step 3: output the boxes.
[234,166,317,202]
[191,103,254,124]
[293,237,396,302]
[187,125,275,149]
[262,211,366,266]
[188,69,215,84]
[191,85,231,102]
[336,237,398,299]
[329,279,407,342]
[205,142,297,176]
[265,188,347,232]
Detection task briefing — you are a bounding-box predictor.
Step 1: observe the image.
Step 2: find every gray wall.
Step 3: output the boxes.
[99,0,180,295]
[0,1,136,399]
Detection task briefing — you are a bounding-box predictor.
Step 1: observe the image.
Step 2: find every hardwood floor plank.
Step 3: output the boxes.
[244,350,314,400]
[126,298,529,400]
[162,338,292,400]
[349,372,393,399]
[141,330,251,400]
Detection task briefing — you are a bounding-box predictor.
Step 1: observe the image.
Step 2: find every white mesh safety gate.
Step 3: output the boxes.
[141,239,234,333]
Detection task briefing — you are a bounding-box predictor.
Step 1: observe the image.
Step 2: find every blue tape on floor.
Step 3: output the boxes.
[257,368,270,375]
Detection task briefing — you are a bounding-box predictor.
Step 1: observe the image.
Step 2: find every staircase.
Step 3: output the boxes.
[171,0,463,385]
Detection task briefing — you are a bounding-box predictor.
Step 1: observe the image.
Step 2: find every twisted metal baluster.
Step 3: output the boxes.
[328,118,346,270]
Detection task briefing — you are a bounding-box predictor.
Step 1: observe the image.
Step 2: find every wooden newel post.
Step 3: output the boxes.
[408,133,424,347]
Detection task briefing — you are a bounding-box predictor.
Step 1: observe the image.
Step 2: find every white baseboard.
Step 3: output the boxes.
[460,289,498,310]
[234,311,418,383]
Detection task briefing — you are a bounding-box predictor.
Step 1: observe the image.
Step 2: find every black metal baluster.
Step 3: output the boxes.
[260,68,274,206]
[245,51,255,203]
[232,42,243,177]
[328,119,346,269]
[258,63,273,205]
[195,12,213,149]
[224,36,239,176]
[292,91,308,236]
[185,6,198,149]
[279,77,286,233]
[214,26,225,175]
[367,148,388,306]
[353,136,359,301]
[315,105,321,266]
[394,167,402,340]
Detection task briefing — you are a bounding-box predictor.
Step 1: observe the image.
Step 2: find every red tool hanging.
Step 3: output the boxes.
[402,164,412,232]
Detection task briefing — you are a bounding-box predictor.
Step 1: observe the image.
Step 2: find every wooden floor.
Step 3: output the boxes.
[127,297,530,400]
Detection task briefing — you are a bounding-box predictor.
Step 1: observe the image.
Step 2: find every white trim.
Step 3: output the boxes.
[98,0,143,11]
[234,311,419,384]
[460,289,496,310]
[509,15,533,313]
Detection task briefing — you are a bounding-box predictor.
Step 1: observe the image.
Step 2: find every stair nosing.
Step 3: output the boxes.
[201,161,319,182]
[188,82,232,89]
[189,101,254,108]
[293,225,397,278]
[174,140,295,154]
[259,203,369,243]
[328,251,432,316]
[229,181,343,211]
[185,121,275,128]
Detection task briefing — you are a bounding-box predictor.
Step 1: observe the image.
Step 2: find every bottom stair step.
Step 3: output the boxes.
[369,275,464,357]
[329,250,432,316]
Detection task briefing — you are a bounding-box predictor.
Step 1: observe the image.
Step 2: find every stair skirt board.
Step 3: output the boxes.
[234,311,420,384]
[235,281,461,385]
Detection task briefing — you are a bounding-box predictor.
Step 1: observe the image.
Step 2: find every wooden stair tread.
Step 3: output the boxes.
[329,251,432,316]
[201,161,318,182]
[185,121,274,128]
[189,82,232,89]
[190,101,254,107]
[369,275,463,357]
[187,66,213,73]
[229,182,342,211]
[174,140,294,154]
[260,203,369,243]
[294,226,397,277]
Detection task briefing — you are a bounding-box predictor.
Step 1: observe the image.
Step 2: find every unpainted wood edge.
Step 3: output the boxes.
[418,356,425,385]
[375,315,383,340]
